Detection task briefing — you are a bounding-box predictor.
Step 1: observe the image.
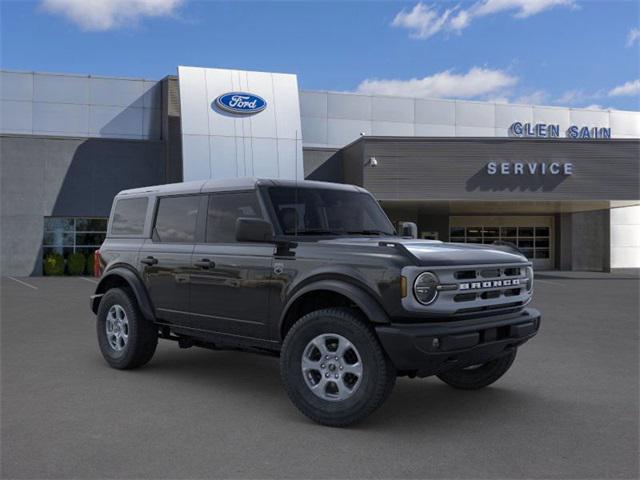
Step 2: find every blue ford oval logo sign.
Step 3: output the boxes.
[214,92,267,115]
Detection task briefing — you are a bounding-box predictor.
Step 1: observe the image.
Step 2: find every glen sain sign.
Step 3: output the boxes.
[214,92,267,115]
[510,122,611,139]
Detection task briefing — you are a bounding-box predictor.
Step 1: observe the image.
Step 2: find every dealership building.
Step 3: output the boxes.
[1,66,639,276]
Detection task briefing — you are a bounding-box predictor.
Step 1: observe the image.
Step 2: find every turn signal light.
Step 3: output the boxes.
[400,276,408,298]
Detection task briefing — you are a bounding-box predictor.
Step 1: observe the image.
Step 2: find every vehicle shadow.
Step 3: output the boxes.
[130,345,545,431]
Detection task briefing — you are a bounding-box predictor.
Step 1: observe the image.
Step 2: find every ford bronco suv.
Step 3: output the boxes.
[90,178,540,426]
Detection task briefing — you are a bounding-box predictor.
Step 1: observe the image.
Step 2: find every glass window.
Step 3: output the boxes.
[500,227,517,237]
[518,227,534,237]
[535,238,550,248]
[450,227,465,238]
[268,187,395,236]
[44,217,74,231]
[111,197,148,236]
[206,192,262,243]
[153,195,200,243]
[518,239,534,248]
[43,217,107,266]
[535,227,550,237]
[76,218,108,232]
[43,231,74,246]
[520,249,534,259]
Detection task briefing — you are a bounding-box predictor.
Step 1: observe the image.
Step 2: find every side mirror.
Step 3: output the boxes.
[399,221,418,239]
[236,218,274,243]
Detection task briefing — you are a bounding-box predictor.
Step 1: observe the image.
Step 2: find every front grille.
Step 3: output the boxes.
[402,262,531,318]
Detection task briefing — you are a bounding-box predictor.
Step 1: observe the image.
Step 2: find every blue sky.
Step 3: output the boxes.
[1,0,639,110]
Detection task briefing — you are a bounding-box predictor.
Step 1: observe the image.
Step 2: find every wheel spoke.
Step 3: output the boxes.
[301,356,320,372]
[311,338,330,358]
[312,376,328,391]
[339,375,359,393]
[336,338,354,359]
[343,362,363,377]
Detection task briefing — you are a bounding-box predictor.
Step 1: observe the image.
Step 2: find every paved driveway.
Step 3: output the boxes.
[1,274,638,479]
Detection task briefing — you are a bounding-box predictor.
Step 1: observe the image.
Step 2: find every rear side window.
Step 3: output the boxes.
[206,192,262,243]
[110,197,148,236]
[153,195,200,243]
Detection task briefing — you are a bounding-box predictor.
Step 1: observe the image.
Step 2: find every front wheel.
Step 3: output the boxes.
[280,308,396,427]
[436,348,517,390]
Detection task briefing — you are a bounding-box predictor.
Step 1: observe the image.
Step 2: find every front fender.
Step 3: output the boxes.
[279,278,390,333]
[91,267,156,322]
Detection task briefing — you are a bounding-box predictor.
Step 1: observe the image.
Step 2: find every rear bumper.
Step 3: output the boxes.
[375,308,541,377]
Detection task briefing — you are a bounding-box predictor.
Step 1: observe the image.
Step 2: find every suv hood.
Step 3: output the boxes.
[318,237,527,266]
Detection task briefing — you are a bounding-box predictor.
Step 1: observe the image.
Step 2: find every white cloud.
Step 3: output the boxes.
[470,0,577,19]
[391,3,457,39]
[392,0,576,39]
[557,89,587,105]
[608,79,640,97]
[583,104,605,110]
[356,67,518,99]
[40,0,184,31]
[627,28,640,47]
[515,90,548,105]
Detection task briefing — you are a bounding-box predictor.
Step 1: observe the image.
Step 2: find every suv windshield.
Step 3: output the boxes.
[268,186,395,236]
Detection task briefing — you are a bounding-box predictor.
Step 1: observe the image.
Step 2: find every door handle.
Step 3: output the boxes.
[141,256,158,266]
[194,258,215,269]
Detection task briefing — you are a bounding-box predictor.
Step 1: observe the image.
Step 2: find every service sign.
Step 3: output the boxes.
[214,92,267,115]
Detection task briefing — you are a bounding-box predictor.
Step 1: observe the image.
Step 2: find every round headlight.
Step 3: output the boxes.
[525,266,534,292]
[414,272,439,305]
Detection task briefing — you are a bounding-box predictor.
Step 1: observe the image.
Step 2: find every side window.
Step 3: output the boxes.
[206,192,262,243]
[153,195,200,243]
[110,197,148,236]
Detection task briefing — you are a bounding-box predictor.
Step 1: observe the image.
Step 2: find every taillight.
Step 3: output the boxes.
[93,249,102,277]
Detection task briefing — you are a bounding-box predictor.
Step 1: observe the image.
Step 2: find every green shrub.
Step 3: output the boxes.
[67,252,86,276]
[43,253,65,276]
[85,252,95,275]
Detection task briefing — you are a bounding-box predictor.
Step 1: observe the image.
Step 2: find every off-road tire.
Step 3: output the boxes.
[280,307,396,427]
[436,348,517,390]
[96,287,158,369]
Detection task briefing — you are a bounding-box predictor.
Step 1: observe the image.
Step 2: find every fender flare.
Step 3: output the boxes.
[92,267,156,321]
[279,279,390,335]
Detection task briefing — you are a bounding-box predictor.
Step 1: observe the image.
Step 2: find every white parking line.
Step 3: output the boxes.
[79,277,98,284]
[7,276,38,290]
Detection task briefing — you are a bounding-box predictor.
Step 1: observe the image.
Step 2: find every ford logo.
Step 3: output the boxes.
[214,92,266,115]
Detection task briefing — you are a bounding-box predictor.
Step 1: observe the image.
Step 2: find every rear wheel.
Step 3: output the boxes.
[436,349,517,390]
[280,308,395,427]
[96,288,158,369]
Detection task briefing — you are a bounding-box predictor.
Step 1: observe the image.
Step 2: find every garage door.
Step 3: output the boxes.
[449,216,554,270]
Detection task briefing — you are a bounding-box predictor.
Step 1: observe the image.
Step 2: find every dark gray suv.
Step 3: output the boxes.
[90,178,540,426]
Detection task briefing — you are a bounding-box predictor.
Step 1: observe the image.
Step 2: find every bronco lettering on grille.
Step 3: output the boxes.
[459,279,520,290]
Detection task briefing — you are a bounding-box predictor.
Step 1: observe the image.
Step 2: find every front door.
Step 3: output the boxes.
[139,194,200,324]
[189,191,274,340]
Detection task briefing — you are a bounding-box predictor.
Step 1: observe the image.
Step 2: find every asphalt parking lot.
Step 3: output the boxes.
[1,273,638,479]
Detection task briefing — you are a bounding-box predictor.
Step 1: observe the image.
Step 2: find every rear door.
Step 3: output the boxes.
[139,194,201,325]
[189,191,274,340]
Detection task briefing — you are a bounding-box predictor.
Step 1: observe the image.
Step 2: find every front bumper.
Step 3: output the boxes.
[375,308,541,377]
